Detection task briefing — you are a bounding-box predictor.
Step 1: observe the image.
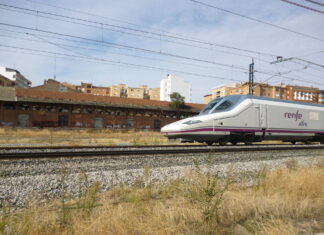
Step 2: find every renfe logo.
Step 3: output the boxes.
[284,110,302,121]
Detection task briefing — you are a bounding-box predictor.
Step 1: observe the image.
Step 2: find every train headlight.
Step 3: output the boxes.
[183,120,202,125]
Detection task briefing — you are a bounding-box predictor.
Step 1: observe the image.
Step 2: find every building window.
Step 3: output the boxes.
[3,103,15,110]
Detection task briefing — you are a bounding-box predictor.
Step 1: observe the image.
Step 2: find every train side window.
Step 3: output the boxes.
[213,101,232,112]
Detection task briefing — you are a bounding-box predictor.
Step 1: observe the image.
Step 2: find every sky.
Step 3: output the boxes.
[0,0,323,103]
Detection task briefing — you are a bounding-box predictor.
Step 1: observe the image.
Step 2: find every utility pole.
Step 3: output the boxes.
[249,59,254,95]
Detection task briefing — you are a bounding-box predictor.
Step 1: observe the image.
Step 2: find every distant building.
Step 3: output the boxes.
[32,79,78,93]
[318,90,324,105]
[160,74,191,102]
[0,66,31,88]
[32,80,162,101]
[109,84,126,97]
[212,83,239,99]
[148,88,160,101]
[126,86,146,99]
[76,82,110,96]
[285,85,319,103]
[203,94,212,104]
[210,82,320,104]
[0,74,15,87]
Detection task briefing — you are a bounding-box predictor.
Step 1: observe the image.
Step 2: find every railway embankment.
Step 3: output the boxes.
[0,147,323,208]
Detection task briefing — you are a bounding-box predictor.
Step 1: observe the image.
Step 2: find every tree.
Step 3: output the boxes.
[169,92,185,108]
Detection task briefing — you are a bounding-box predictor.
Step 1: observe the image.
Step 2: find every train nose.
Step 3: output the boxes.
[161,121,183,137]
[161,123,176,133]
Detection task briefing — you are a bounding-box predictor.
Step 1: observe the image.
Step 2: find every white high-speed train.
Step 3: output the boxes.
[161,95,324,145]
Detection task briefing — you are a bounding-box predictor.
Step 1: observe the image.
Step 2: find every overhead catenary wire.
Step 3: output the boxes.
[2,42,324,87]
[280,0,324,15]
[0,22,251,71]
[302,0,324,7]
[0,43,246,83]
[0,33,249,74]
[0,3,278,58]
[0,5,264,60]
[189,0,324,42]
[3,27,323,85]
[1,4,323,88]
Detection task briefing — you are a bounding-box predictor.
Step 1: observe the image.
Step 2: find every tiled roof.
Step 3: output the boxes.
[15,88,204,112]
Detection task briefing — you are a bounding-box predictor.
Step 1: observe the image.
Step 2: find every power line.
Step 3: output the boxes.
[0,4,267,60]
[0,22,250,71]
[0,33,248,74]
[0,43,246,83]
[3,41,324,87]
[0,3,278,58]
[22,0,188,38]
[280,0,324,15]
[302,0,324,7]
[190,0,324,42]
[1,22,322,86]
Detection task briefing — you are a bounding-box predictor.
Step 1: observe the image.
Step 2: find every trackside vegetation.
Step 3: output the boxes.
[0,159,323,234]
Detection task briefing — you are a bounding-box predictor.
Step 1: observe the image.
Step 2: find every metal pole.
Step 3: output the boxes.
[249,59,254,95]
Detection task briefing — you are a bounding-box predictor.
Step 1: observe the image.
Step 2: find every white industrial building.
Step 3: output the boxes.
[0,66,31,88]
[160,74,191,102]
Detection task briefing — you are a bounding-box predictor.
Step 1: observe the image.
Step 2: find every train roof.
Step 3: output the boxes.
[239,95,324,107]
[200,95,323,116]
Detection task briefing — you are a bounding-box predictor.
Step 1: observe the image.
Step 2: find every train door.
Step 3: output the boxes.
[259,104,267,128]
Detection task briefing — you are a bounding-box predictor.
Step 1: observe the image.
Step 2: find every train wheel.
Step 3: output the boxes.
[291,141,296,145]
[206,141,214,146]
[219,138,228,146]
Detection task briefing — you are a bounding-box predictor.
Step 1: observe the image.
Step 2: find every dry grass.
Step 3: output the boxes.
[1,161,323,235]
[0,127,172,146]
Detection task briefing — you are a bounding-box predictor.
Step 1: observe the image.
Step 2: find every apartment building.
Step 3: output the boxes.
[160,74,191,102]
[31,79,162,101]
[208,82,320,104]
[285,85,319,103]
[126,86,146,99]
[203,94,212,104]
[109,84,126,97]
[0,66,31,88]
[32,79,78,93]
[75,82,110,96]
[0,74,15,87]
[319,90,324,105]
[149,88,160,101]
[212,83,239,98]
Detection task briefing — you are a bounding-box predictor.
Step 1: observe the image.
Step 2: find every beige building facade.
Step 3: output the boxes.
[212,83,239,99]
[127,87,146,99]
[203,94,213,104]
[208,82,320,104]
[148,88,160,101]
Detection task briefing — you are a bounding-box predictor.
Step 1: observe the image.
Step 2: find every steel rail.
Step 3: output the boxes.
[0,145,323,160]
[0,143,311,150]
[0,144,203,150]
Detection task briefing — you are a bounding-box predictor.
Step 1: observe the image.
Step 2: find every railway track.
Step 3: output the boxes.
[1,144,323,159]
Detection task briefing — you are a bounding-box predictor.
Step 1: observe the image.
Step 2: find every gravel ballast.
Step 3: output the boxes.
[1,149,323,208]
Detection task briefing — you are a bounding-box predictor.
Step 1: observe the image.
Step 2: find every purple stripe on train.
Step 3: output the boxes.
[164,127,324,135]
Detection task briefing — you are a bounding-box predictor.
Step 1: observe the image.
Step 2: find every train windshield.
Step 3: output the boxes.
[199,98,223,115]
[199,95,244,115]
